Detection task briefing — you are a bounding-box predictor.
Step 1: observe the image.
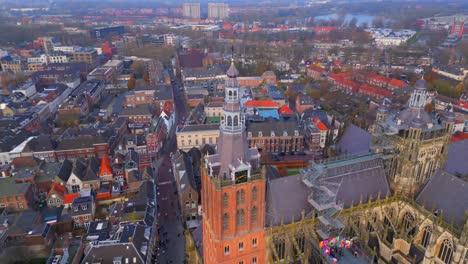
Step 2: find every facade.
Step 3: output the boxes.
[202,60,266,264]
[89,25,125,40]
[71,196,95,228]
[246,119,304,153]
[208,3,229,19]
[205,102,224,117]
[183,3,201,19]
[73,49,98,66]
[176,124,220,150]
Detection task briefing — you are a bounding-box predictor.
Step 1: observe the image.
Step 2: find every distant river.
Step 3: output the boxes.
[314,13,391,27]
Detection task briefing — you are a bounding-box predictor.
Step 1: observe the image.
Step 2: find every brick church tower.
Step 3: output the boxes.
[202,59,266,264]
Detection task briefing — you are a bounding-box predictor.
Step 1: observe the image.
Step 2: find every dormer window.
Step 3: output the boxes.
[82,205,87,211]
[73,206,78,212]
[270,131,275,137]
[247,132,252,137]
[283,131,288,137]
[258,131,263,137]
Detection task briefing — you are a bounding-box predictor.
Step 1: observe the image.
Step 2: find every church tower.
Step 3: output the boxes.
[202,60,266,264]
[388,79,453,195]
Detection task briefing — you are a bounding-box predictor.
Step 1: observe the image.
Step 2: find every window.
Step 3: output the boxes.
[252,257,257,264]
[186,202,190,208]
[236,210,245,226]
[438,239,453,264]
[71,185,80,193]
[224,246,230,255]
[367,213,377,232]
[133,257,136,263]
[188,192,192,199]
[275,241,286,260]
[251,207,257,224]
[236,189,245,205]
[252,238,257,247]
[252,187,258,202]
[223,213,229,230]
[402,212,415,235]
[84,215,89,221]
[297,236,305,253]
[239,242,244,251]
[421,226,432,248]
[82,205,87,211]
[223,193,228,208]
[18,203,23,209]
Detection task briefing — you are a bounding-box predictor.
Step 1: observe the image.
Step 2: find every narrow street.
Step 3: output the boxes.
[154,63,188,263]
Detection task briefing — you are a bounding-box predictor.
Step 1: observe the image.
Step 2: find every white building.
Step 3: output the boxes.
[208,3,229,19]
[53,45,79,54]
[12,82,37,97]
[182,3,200,19]
[366,28,417,47]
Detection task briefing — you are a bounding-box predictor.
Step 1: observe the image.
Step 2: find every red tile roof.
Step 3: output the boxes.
[312,117,329,131]
[63,193,79,204]
[359,85,392,98]
[388,78,406,88]
[451,131,468,142]
[49,183,66,197]
[99,155,113,177]
[366,73,391,84]
[278,104,294,115]
[307,65,326,74]
[245,100,278,108]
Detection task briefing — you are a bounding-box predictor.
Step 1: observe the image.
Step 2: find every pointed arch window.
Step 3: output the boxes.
[227,116,232,126]
[438,239,453,264]
[402,212,415,236]
[229,90,233,96]
[367,213,377,232]
[421,226,432,248]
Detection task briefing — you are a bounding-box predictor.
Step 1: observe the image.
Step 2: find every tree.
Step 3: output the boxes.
[127,76,136,90]
[424,103,434,113]
[130,61,146,79]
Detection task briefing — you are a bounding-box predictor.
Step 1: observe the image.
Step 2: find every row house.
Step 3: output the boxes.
[118,105,154,125]
[124,90,154,107]
[306,65,326,80]
[55,135,109,162]
[358,85,393,99]
[0,177,35,211]
[301,109,341,154]
[333,78,360,94]
[387,78,408,91]
[295,93,316,116]
[62,157,100,194]
[71,196,95,228]
[365,73,391,88]
[173,150,201,224]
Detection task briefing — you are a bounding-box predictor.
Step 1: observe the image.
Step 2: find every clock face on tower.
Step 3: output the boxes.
[235,170,248,184]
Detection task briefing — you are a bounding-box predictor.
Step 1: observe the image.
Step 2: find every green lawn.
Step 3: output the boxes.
[206,116,221,124]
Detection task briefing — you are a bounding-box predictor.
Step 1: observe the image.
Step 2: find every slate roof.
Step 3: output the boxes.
[416,170,468,228]
[247,118,299,137]
[177,123,220,133]
[174,150,198,193]
[178,53,204,69]
[0,177,32,197]
[57,159,73,182]
[266,174,312,226]
[119,104,153,117]
[444,140,468,176]
[23,135,56,152]
[71,196,94,216]
[335,124,371,156]
[56,135,106,151]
